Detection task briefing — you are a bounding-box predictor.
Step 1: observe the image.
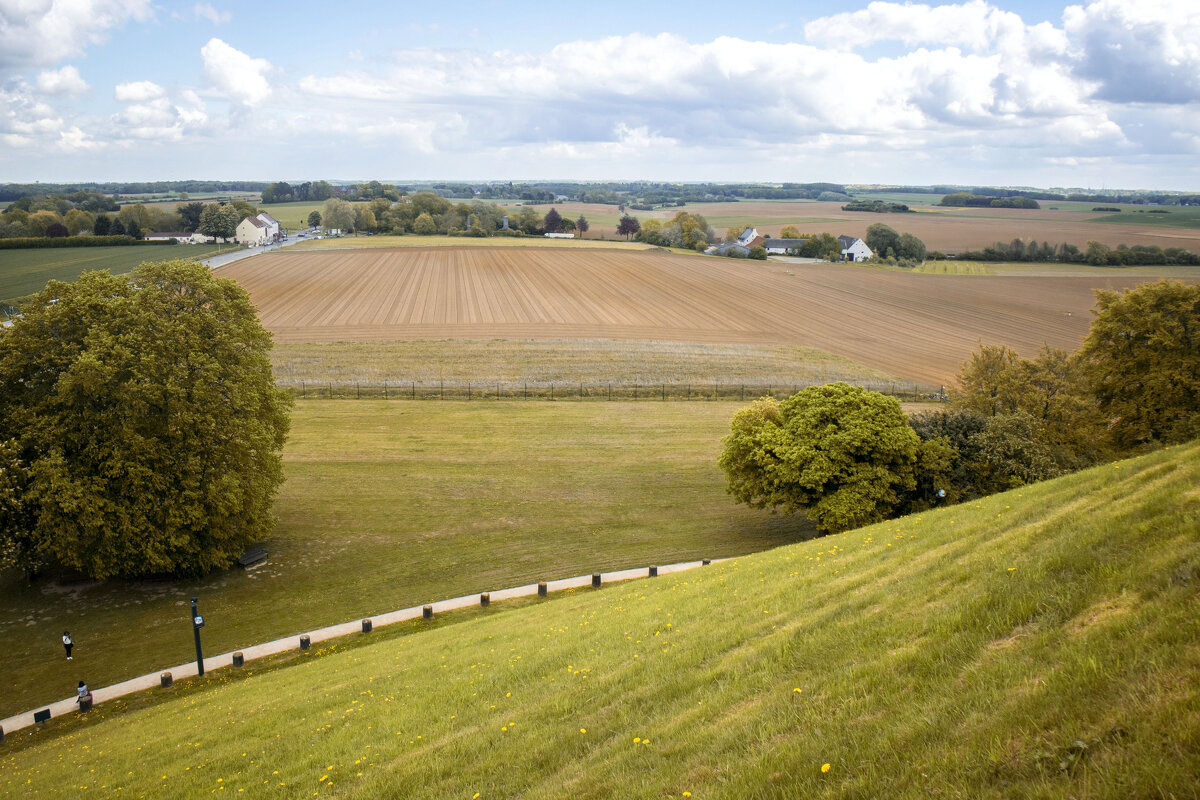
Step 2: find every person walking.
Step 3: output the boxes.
[62,631,73,660]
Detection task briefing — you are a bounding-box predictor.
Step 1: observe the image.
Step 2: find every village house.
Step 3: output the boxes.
[235,212,281,246]
[838,235,873,262]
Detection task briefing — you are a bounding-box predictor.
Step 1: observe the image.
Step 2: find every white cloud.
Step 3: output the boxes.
[0,0,154,69]
[114,80,165,102]
[36,65,89,94]
[200,37,272,106]
[1064,0,1200,103]
[193,3,230,24]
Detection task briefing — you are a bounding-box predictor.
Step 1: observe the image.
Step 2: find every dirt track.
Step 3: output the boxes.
[219,246,1156,385]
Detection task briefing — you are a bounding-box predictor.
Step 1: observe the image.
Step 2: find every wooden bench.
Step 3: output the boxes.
[237,546,267,568]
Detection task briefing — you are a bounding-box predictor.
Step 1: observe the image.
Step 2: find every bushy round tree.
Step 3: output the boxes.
[719,383,920,532]
[0,260,292,578]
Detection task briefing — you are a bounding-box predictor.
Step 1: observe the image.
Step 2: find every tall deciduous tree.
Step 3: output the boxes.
[780,224,801,239]
[865,223,900,258]
[575,216,589,237]
[616,215,641,240]
[718,383,920,532]
[322,198,355,232]
[1081,279,1200,449]
[198,203,237,241]
[543,208,563,233]
[0,260,292,578]
[307,210,322,228]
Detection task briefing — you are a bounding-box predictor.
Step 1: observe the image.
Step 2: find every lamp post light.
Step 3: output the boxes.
[191,596,206,676]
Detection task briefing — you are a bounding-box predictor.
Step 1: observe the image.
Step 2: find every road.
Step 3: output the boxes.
[200,229,315,271]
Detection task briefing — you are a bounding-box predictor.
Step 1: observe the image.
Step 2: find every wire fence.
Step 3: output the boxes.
[279,379,944,402]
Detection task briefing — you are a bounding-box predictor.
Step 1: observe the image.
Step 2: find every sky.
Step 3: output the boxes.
[1,0,1198,190]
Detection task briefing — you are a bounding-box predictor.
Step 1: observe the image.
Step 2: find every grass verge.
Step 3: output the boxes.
[3,440,1196,797]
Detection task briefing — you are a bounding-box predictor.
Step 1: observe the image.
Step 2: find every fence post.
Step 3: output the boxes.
[741,384,744,401]
[412,381,416,400]
[384,381,388,400]
[550,383,554,400]
[356,382,360,399]
[580,382,583,400]
[608,382,612,401]
[328,382,332,399]
[524,382,528,400]
[440,379,443,400]
[662,383,665,401]
[301,380,305,398]
[468,381,472,401]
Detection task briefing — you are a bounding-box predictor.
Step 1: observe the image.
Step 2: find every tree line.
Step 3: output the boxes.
[719,280,1199,533]
[953,239,1200,266]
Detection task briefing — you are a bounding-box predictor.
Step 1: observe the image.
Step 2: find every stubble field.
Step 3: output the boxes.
[218,246,1157,385]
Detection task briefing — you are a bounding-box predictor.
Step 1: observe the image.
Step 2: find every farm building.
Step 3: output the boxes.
[763,237,807,254]
[236,212,281,246]
[708,241,751,257]
[736,227,759,246]
[838,235,873,262]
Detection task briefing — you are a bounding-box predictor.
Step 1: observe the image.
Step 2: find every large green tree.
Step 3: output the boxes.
[1081,279,1200,449]
[321,198,355,232]
[718,383,920,532]
[198,203,238,241]
[0,260,292,578]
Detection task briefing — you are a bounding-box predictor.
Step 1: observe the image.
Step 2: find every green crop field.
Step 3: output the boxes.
[0,244,239,305]
[257,200,326,230]
[3,439,1196,798]
[0,400,813,720]
[1087,205,1200,229]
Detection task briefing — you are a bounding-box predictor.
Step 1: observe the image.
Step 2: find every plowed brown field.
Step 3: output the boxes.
[220,247,1156,385]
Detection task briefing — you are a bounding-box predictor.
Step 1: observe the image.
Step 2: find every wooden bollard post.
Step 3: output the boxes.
[423,605,433,620]
[232,652,245,668]
[480,592,490,607]
[160,671,173,688]
[702,559,712,566]
[649,565,658,577]
[537,581,547,597]
[78,696,93,712]
[299,635,311,651]
[361,619,373,633]
[592,573,602,588]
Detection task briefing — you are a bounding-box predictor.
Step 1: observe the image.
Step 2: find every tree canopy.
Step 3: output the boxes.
[718,383,920,532]
[616,215,641,239]
[1081,279,1200,449]
[0,260,292,579]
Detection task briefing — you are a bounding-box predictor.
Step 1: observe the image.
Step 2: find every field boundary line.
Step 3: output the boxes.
[0,559,725,737]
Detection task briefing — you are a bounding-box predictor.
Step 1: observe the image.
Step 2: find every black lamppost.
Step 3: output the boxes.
[191,596,206,676]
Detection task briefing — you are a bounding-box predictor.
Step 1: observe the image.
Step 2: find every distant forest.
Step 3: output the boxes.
[3,180,1197,207]
[0,181,267,202]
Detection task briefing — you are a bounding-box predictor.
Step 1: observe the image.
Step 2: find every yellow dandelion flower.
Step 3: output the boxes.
[821,763,831,773]
[633,737,641,744]
[580,728,587,734]
[683,793,691,798]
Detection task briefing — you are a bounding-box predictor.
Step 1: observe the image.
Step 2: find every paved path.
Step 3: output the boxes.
[200,234,309,271]
[0,559,719,737]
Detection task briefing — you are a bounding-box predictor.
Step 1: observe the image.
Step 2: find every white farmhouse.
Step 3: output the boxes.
[838,235,873,262]
[236,212,282,246]
[736,227,759,247]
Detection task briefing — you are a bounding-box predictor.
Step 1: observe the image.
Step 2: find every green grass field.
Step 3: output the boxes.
[257,200,326,231]
[0,244,239,305]
[1087,205,1200,229]
[3,439,1196,798]
[0,401,813,720]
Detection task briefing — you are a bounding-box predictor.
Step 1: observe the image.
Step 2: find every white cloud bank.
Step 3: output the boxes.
[0,0,153,69]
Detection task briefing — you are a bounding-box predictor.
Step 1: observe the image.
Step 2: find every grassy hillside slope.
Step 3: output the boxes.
[2,442,1197,798]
